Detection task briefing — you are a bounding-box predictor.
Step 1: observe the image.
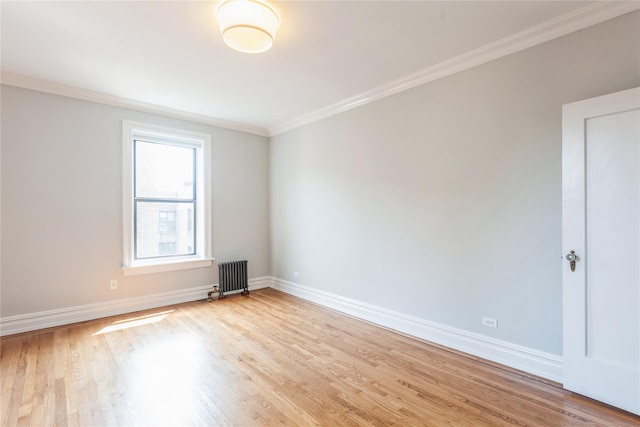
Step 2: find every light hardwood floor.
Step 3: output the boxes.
[1,288,639,426]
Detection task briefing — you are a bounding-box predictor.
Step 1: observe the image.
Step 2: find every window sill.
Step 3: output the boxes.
[122,258,214,276]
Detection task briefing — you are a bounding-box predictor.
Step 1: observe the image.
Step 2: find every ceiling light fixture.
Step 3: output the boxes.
[216,0,280,54]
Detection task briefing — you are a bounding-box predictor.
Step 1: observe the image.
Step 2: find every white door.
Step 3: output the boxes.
[562,87,640,415]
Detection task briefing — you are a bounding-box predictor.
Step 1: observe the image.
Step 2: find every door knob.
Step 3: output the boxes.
[566,250,577,272]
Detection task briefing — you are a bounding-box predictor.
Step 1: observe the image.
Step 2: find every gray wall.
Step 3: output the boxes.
[2,11,638,355]
[1,86,270,317]
[270,11,640,355]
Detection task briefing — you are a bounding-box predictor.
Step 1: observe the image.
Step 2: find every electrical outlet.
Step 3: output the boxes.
[110,280,118,290]
[482,317,497,328]
[294,272,300,278]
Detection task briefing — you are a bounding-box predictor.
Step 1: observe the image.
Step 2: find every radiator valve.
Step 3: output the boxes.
[207,286,220,302]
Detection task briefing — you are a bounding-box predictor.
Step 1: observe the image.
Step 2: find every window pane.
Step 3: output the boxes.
[135,201,195,259]
[135,140,194,199]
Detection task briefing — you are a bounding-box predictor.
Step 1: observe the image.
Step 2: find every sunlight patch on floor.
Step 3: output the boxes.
[129,335,202,425]
[93,310,174,335]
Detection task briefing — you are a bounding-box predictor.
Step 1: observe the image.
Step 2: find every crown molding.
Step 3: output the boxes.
[2,2,637,138]
[0,72,270,137]
[268,1,640,136]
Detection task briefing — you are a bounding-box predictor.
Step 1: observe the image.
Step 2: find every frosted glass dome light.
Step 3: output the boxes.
[216,0,280,53]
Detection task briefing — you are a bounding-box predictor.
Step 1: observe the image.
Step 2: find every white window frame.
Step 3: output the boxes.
[122,121,213,276]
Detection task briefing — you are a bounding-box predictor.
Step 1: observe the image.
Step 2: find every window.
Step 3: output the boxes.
[122,121,212,275]
[158,211,177,233]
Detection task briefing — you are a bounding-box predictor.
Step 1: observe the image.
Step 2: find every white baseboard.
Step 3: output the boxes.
[271,278,563,383]
[0,276,272,337]
[247,276,273,290]
[2,276,563,383]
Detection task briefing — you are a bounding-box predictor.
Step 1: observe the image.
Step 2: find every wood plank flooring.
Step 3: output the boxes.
[1,288,639,426]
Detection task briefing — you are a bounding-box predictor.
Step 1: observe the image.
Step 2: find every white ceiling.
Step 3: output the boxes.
[1,1,634,136]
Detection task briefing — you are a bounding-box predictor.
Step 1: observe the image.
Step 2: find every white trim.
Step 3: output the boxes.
[0,285,211,337]
[271,278,563,383]
[0,277,273,336]
[122,121,212,274]
[0,72,269,137]
[2,2,636,139]
[122,258,214,276]
[267,1,640,136]
[246,276,273,290]
[2,2,636,138]
[3,275,564,381]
